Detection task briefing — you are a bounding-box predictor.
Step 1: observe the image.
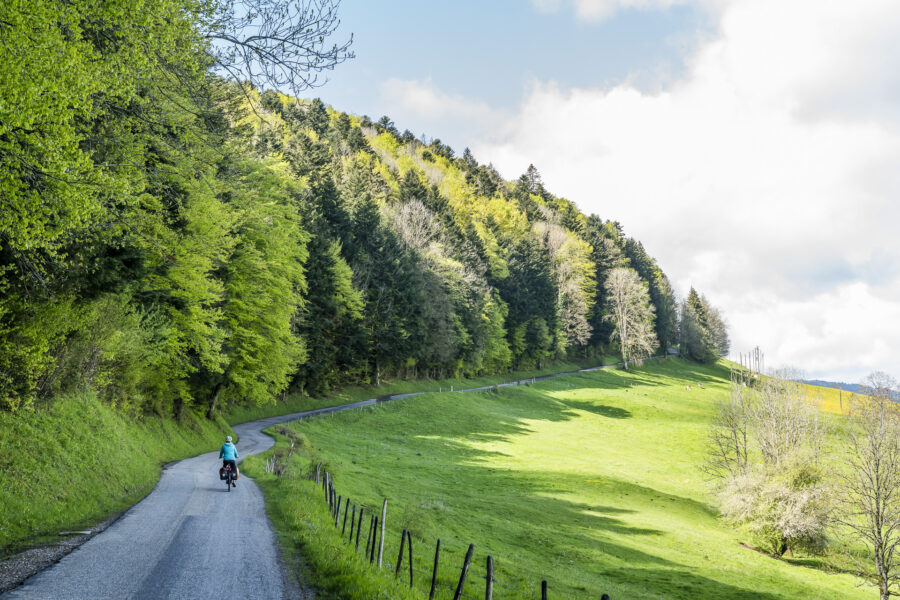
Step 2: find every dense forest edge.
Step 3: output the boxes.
[1,6,729,419]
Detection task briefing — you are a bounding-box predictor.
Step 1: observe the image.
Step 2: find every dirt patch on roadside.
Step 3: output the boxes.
[0,513,123,595]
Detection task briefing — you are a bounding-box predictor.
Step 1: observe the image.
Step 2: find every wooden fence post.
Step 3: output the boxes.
[406,530,414,587]
[429,538,441,600]
[395,529,407,577]
[365,514,374,556]
[335,495,342,527]
[485,555,493,600]
[348,505,356,542]
[355,509,365,551]
[369,516,379,564]
[541,580,548,600]
[377,499,387,568]
[452,544,474,600]
[342,498,351,536]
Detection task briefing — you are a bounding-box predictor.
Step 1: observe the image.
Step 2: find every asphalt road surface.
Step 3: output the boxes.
[3,357,661,599]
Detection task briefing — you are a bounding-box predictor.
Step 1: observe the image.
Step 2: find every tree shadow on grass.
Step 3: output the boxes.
[604,567,784,600]
[556,399,632,419]
[290,360,830,599]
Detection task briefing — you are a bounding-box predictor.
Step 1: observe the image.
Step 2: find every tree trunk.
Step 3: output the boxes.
[174,397,186,422]
[776,541,789,557]
[207,383,223,420]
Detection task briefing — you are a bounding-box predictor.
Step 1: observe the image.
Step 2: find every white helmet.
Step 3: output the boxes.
[225,435,233,443]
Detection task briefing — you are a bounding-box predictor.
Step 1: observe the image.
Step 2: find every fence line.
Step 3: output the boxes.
[311,465,614,599]
[289,361,644,598]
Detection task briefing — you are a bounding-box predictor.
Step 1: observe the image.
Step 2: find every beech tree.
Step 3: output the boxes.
[603,267,657,369]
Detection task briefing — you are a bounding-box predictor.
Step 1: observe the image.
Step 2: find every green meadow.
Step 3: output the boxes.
[245,359,870,600]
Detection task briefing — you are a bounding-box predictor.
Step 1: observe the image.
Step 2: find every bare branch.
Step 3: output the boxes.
[201,0,354,95]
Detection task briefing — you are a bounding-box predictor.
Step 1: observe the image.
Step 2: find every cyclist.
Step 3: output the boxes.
[219,435,239,487]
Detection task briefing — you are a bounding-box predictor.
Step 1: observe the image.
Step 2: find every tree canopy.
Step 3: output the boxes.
[0,0,722,416]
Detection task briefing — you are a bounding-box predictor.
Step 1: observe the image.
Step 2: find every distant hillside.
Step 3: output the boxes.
[802,379,863,394]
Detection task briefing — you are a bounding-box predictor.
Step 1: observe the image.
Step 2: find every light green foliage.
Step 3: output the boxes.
[249,360,870,600]
[147,180,235,381]
[0,0,205,253]
[0,294,78,411]
[217,160,309,408]
[719,457,831,557]
[604,267,658,369]
[533,220,596,350]
[329,242,365,321]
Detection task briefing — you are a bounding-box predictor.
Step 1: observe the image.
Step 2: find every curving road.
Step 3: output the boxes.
[3,358,658,599]
[1,410,338,600]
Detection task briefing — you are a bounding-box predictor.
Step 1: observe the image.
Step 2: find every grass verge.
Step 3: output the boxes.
[0,393,232,553]
[243,449,420,600]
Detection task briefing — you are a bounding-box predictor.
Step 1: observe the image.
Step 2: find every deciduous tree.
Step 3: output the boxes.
[837,372,900,600]
[603,267,657,369]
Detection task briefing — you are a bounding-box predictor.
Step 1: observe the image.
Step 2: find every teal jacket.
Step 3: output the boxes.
[219,442,239,461]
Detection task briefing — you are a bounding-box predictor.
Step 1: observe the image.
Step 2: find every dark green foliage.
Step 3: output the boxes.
[583,216,629,351]
[495,236,558,367]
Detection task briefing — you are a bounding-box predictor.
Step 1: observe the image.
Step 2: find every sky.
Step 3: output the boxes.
[306,0,900,384]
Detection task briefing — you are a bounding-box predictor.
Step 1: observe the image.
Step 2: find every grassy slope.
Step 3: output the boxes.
[244,359,869,600]
[0,356,617,555]
[0,394,233,553]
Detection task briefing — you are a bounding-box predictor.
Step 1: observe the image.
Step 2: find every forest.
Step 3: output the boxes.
[0,0,728,419]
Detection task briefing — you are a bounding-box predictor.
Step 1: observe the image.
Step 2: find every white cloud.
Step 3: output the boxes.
[402,0,900,382]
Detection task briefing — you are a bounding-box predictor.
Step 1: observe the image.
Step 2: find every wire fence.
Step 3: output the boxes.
[312,464,614,600]
[270,359,650,599]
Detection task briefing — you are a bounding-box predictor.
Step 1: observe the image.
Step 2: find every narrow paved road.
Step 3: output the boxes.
[3,410,328,600]
[4,357,659,599]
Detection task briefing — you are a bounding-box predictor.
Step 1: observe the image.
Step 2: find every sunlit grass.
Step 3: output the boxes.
[247,359,871,599]
[0,394,231,553]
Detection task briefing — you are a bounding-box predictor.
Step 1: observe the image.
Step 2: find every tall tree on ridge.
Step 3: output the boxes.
[604,267,657,370]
